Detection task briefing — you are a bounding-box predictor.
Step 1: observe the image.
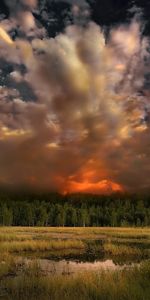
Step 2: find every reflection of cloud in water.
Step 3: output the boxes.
[29,259,139,275]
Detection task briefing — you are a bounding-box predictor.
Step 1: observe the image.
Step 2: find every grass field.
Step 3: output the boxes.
[0,227,149,257]
[0,255,150,300]
[0,227,150,300]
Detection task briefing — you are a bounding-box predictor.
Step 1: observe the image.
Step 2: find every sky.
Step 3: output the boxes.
[0,0,150,194]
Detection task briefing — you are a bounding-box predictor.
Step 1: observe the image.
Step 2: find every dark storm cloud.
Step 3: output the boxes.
[0,0,150,193]
[0,59,37,102]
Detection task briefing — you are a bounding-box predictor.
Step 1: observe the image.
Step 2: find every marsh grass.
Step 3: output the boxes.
[0,227,149,259]
[0,227,150,300]
[0,240,85,253]
[0,227,150,245]
[103,243,144,256]
[1,260,150,300]
[0,253,20,280]
[0,233,33,242]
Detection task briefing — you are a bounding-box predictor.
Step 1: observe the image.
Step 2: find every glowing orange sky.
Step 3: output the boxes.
[62,164,123,194]
[63,179,123,194]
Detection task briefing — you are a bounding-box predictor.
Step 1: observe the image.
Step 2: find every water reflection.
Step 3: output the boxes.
[25,258,140,275]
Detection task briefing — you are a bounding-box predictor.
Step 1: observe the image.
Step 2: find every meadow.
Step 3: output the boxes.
[0,227,149,257]
[0,227,150,300]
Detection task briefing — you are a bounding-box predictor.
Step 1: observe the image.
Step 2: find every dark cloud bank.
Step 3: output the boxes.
[0,0,150,194]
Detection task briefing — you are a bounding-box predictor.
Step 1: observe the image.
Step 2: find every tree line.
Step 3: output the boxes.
[0,192,150,227]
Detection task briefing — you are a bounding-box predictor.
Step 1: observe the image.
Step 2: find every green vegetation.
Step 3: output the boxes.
[0,260,149,300]
[0,192,150,226]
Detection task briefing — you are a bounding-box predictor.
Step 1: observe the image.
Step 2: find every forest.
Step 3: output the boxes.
[0,192,150,227]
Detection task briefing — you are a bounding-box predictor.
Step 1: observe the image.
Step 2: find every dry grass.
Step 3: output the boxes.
[104,243,144,256]
[0,227,149,299]
[0,226,150,240]
[0,239,85,253]
[0,227,149,257]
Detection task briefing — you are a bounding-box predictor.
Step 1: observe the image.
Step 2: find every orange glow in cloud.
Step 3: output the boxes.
[62,163,123,194]
[63,179,123,194]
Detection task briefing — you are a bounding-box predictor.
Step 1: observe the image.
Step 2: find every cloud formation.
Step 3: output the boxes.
[0,1,150,193]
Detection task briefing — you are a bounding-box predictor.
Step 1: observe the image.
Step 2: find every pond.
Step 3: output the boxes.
[18,256,144,276]
[13,237,149,276]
